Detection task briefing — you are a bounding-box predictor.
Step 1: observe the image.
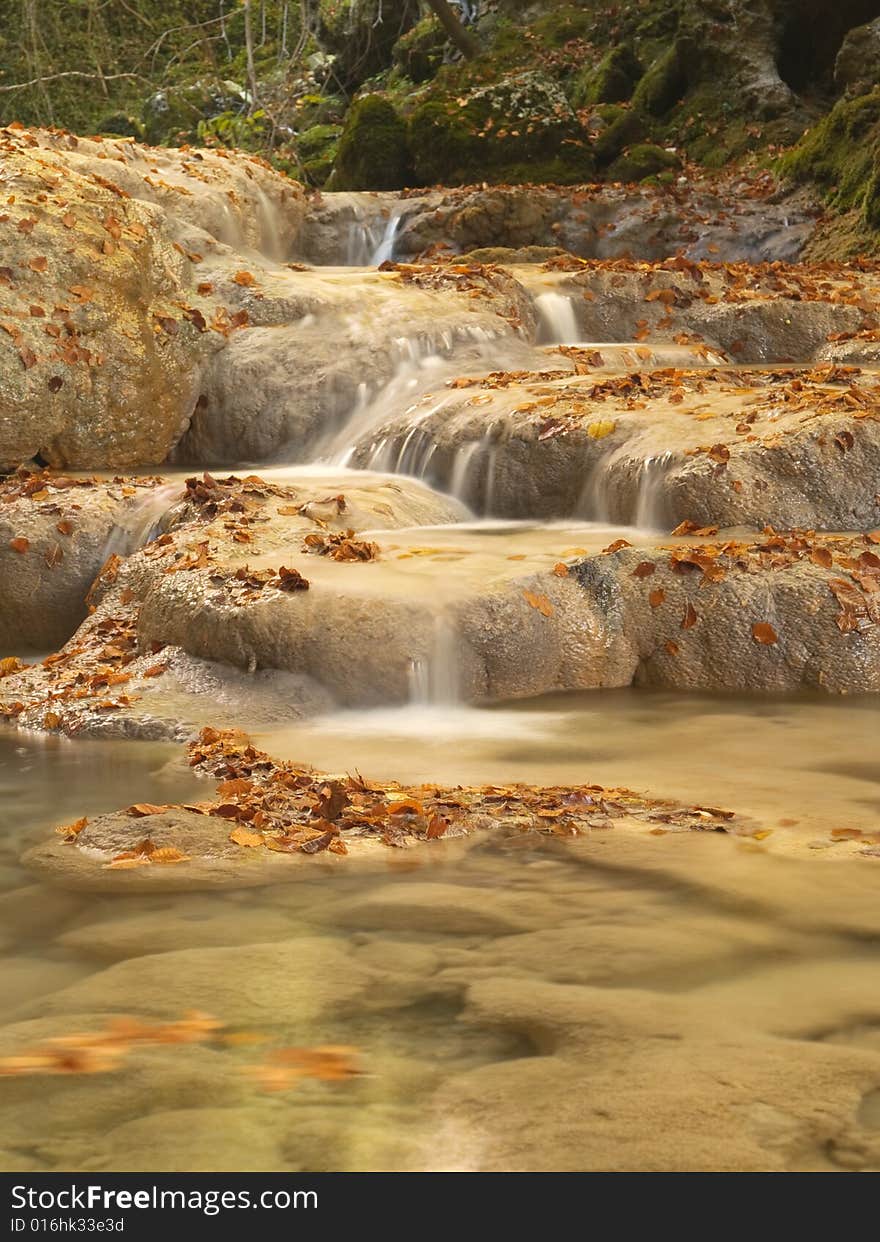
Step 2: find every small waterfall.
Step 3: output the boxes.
[587,450,674,530]
[635,453,674,531]
[534,292,580,345]
[408,614,460,705]
[371,212,401,265]
[101,481,183,560]
[254,185,284,262]
[346,208,402,266]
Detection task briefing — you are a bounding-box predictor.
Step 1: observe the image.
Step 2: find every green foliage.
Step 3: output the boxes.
[296,123,343,185]
[334,94,412,190]
[197,109,268,153]
[0,0,298,135]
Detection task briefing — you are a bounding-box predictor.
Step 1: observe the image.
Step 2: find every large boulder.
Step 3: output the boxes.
[0,128,304,471]
[835,19,880,94]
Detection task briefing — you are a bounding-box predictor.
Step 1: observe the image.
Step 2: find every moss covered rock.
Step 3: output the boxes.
[608,142,681,183]
[631,43,688,117]
[572,45,643,107]
[392,14,447,84]
[334,94,413,190]
[592,106,647,166]
[408,71,593,187]
[779,88,880,225]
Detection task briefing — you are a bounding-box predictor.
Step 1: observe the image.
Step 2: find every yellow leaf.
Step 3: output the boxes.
[587,420,616,440]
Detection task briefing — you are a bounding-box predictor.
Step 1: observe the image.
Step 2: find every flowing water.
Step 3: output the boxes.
[3,225,880,1173]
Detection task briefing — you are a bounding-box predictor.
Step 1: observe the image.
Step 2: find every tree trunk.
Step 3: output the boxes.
[243,0,259,110]
[424,0,479,60]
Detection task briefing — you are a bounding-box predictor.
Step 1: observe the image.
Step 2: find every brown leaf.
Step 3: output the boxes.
[8,537,29,554]
[127,803,167,817]
[649,588,666,608]
[681,602,698,630]
[632,561,656,578]
[752,621,778,646]
[300,830,335,854]
[232,270,256,287]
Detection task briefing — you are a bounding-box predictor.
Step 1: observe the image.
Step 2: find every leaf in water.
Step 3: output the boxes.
[552,562,569,577]
[649,588,666,608]
[233,270,256,286]
[751,621,778,645]
[8,537,29,553]
[632,561,656,578]
[681,602,698,630]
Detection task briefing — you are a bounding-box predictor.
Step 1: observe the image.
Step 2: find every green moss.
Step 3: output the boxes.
[531,5,598,47]
[778,88,880,217]
[572,45,643,108]
[334,94,413,190]
[608,142,680,183]
[866,162,880,231]
[631,44,687,117]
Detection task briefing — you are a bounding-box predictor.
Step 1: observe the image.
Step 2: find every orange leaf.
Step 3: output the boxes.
[751,622,778,646]
[229,826,264,848]
[523,590,554,618]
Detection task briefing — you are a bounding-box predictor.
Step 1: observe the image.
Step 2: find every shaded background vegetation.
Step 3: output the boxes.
[1,1,878,248]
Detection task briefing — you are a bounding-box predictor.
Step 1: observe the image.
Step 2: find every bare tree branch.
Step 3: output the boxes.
[0,70,150,95]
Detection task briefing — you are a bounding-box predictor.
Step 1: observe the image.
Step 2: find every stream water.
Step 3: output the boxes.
[2,230,880,1174]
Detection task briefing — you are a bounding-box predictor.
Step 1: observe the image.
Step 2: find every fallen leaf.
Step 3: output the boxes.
[752,622,778,646]
[229,826,264,848]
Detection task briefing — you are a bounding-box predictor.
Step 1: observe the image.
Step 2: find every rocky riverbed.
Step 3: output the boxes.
[1,127,880,1172]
